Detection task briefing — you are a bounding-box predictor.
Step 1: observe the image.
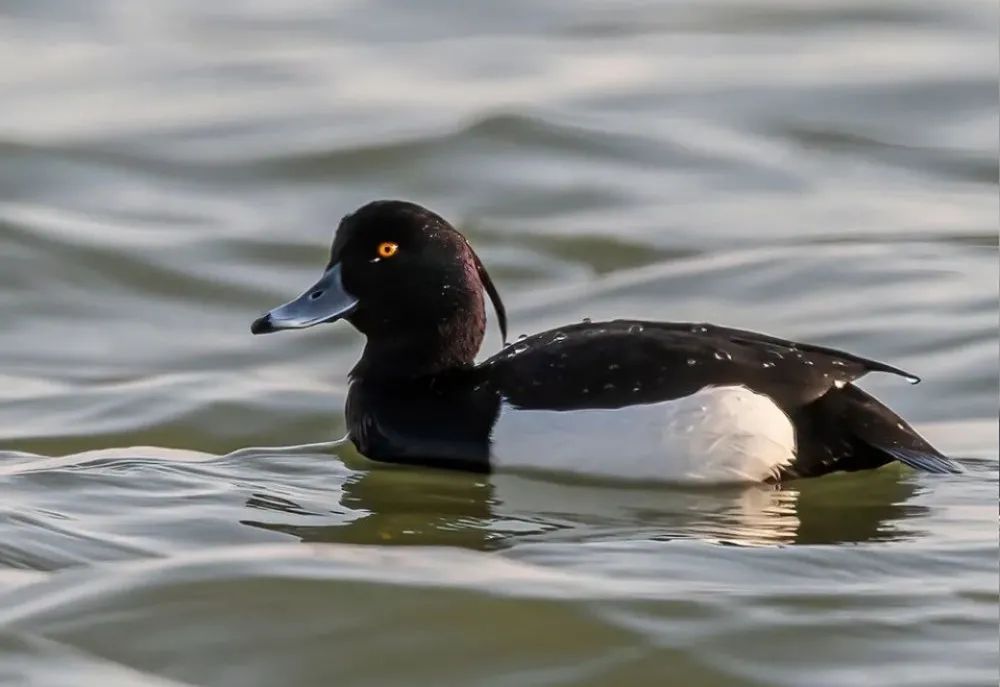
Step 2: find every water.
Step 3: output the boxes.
[1,1,997,685]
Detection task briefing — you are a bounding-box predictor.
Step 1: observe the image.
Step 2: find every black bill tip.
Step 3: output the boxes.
[251,314,275,335]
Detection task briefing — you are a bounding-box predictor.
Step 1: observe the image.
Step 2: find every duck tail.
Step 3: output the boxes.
[809,384,963,475]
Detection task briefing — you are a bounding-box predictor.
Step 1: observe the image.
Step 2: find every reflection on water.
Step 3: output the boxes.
[238,442,926,549]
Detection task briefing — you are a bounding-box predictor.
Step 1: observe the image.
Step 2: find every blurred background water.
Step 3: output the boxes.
[0,1,997,686]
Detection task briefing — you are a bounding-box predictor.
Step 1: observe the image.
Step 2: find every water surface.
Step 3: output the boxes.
[0,1,997,686]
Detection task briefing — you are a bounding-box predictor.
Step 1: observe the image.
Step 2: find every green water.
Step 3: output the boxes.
[0,1,997,685]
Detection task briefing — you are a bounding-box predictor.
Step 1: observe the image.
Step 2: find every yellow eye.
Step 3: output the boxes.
[376,241,399,259]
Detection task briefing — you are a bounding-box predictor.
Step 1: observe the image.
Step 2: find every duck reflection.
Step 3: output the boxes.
[240,444,927,548]
[242,459,500,549]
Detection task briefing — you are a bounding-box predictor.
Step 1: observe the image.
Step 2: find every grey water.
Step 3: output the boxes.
[0,1,997,686]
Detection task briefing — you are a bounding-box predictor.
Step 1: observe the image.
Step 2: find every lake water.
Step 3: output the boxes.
[0,1,997,686]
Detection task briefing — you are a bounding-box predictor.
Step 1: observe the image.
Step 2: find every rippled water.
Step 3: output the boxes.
[1,1,997,685]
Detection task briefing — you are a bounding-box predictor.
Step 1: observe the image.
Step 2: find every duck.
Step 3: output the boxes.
[251,200,962,483]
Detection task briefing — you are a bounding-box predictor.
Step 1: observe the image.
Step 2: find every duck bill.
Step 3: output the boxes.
[251,263,358,334]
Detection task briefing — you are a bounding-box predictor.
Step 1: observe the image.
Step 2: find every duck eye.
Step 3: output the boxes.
[376,241,399,259]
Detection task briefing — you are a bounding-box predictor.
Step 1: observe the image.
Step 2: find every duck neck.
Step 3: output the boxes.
[350,319,484,382]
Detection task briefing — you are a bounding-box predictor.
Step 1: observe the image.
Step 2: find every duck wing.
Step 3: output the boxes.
[483,319,917,412]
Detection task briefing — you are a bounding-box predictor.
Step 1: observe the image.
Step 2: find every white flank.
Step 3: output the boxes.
[490,385,796,484]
